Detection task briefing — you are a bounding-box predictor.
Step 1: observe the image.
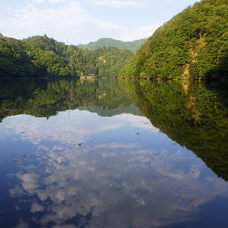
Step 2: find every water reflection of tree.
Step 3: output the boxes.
[0,79,134,121]
[121,79,228,180]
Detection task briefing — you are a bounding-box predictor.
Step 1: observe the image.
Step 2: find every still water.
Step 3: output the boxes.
[0,78,227,228]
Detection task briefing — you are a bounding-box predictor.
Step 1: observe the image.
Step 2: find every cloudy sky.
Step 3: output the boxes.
[0,0,199,44]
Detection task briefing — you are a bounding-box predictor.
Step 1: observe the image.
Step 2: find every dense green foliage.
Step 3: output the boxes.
[0,35,35,77]
[78,38,147,52]
[0,35,132,78]
[121,79,228,180]
[121,0,228,80]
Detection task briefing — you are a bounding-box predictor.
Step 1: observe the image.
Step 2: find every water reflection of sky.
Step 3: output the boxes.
[0,109,228,228]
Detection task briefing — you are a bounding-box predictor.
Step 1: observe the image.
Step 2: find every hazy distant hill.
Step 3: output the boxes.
[78,38,148,52]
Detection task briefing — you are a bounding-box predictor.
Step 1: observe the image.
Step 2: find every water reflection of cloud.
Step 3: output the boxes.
[2,110,228,227]
[10,141,228,228]
[2,111,157,146]
[15,220,29,228]
[113,113,158,130]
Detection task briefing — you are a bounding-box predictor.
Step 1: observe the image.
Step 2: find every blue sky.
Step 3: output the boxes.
[0,0,199,44]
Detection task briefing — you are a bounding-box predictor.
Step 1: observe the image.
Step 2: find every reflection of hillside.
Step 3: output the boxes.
[0,79,140,121]
[121,79,228,180]
[78,104,142,117]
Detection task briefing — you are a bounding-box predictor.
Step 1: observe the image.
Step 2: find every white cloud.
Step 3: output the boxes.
[119,24,161,41]
[0,0,200,44]
[32,0,67,4]
[0,1,124,44]
[88,0,143,7]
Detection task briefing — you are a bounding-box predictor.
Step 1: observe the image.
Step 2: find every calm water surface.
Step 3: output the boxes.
[0,78,227,228]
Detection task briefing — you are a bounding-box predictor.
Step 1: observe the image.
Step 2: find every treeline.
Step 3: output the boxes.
[0,34,132,78]
[78,38,147,52]
[120,0,228,80]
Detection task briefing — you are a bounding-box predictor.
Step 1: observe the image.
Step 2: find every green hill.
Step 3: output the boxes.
[0,35,132,78]
[78,38,147,52]
[121,0,228,80]
[0,35,35,77]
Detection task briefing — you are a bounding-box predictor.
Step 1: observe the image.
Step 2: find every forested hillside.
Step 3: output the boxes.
[121,0,228,80]
[78,38,147,52]
[0,35,132,78]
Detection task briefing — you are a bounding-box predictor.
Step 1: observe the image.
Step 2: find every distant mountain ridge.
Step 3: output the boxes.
[78,38,148,52]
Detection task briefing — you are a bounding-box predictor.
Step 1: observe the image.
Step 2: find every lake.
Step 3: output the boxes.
[0,78,228,228]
